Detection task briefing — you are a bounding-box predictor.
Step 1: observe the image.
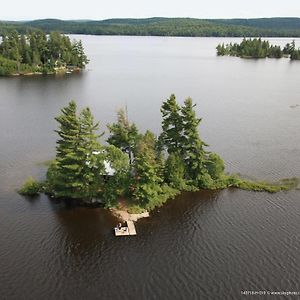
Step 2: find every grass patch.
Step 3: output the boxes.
[127,205,147,214]
[227,175,299,193]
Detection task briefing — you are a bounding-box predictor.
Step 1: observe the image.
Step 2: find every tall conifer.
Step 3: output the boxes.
[159,94,183,154]
[181,98,208,185]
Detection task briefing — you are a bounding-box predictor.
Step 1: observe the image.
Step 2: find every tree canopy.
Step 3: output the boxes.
[217,38,300,60]
[21,95,297,211]
[3,18,300,37]
[0,30,89,75]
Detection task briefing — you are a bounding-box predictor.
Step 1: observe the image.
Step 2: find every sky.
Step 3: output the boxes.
[2,0,300,21]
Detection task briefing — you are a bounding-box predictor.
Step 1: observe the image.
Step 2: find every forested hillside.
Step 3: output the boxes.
[1,17,300,37]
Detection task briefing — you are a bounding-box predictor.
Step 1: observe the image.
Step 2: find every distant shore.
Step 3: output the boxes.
[2,17,300,38]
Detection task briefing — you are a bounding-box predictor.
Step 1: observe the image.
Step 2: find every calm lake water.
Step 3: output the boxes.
[1,36,300,300]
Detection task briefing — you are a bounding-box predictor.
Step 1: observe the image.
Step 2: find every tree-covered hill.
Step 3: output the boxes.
[208,18,300,30]
[1,17,300,37]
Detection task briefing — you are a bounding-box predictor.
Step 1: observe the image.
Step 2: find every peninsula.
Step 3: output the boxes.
[0,30,89,76]
[19,95,298,214]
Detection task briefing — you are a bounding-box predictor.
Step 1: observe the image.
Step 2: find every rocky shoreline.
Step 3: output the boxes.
[10,67,82,77]
[110,208,150,222]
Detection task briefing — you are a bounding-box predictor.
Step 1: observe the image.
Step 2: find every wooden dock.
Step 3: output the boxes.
[114,220,137,236]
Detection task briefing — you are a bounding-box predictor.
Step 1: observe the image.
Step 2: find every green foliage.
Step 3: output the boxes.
[159,95,213,189]
[131,131,164,208]
[107,108,141,163]
[3,18,300,37]
[217,38,275,58]
[19,97,298,213]
[0,55,39,75]
[50,101,104,200]
[205,153,225,180]
[101,145,131,207]
[217,38,299,60]
[180,97,209,186]
[127,205,147,214]
[18,177,41,196]
[159,94,183,154]
[144,184,179,211]
[290,49,300,60]
[0,30,88,75]
[283,41,295,55]
[164,152,187,189]
[224,175,299,193]
[284,40,300,60]
[45,160,60,194]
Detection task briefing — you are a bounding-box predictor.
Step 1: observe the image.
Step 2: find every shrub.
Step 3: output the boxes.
[18,177,41,196]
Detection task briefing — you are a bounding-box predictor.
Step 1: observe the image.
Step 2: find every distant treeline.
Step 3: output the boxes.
[216,38,300,60]
[0,30,89,75]
[1,17,300,37]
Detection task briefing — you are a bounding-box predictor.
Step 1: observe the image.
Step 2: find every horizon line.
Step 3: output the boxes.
[1,16,300,22]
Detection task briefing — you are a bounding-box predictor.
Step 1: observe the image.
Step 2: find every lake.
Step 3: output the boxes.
[0,36,300,299]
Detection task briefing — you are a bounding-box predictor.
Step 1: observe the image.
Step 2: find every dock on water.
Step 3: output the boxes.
[114,220,137,236]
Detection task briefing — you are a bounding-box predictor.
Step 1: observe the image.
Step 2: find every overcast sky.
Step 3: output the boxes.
[2,0,300,20]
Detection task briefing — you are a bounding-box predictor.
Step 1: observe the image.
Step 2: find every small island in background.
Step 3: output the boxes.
[19,95,298,215]
[0,30,89,76]
[217,38,300,59]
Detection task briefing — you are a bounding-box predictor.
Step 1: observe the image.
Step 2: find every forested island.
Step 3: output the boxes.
[217,38,300,59]
[19,95,298,213]
[2,17,300,37]
[0,30,89,75]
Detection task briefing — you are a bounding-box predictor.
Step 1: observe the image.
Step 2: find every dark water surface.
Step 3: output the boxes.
[0,36,300,299]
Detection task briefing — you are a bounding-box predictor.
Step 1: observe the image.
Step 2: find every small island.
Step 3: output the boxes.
[0,30,89,76]
[19,95,298,216]
[216,38,300,60]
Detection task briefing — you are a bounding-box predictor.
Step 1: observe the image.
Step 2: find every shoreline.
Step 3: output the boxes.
[110,208,150,222]
[8,67,83,77]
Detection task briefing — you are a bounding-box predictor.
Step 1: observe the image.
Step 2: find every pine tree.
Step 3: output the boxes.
[50,102,104,199]
[52,101,83,198]
[159,94,183,154]
[78,107,104,198]
[71,40,89,68]
[102,145,130,207]
[164,152,186,189]
[131,131,163,207]
[107,108,140,163]
[181,98,210,187]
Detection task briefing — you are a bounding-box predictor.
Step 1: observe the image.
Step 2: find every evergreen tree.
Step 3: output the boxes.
[159,94,183,154]
[19,34,31,64]
[102,145,130,207]
[71,40,89,68]
[52,101,82,198]
[164,152,187,189]
[77,107,104,198]
[107,108,140,163]
[205,153,225,180]
[181,98,210,187]
[131,131,163,208]
[49,101,103,199]
[0,30,89,75]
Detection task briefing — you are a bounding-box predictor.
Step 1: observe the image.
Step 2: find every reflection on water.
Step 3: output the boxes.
[0,36,300,299]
